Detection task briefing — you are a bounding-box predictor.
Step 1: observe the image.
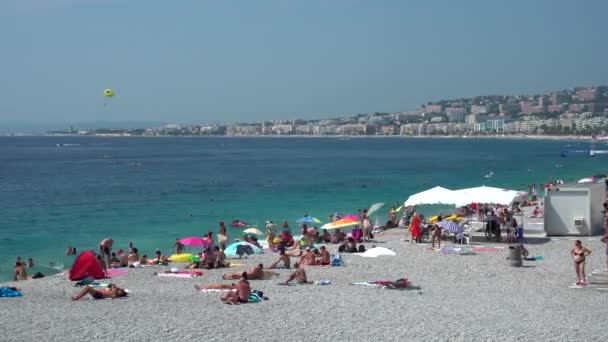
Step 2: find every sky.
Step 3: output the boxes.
[1,0,608,127]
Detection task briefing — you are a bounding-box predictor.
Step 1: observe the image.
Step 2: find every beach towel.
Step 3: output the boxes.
[471,247,504,252]
[156,270,204,278]
[0,287,22,297]
[199,288,235,293]
[107,269,128,277]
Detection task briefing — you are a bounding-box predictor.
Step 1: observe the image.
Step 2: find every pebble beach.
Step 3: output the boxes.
[1,227,606,342]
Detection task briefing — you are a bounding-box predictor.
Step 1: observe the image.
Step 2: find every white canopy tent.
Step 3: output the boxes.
[451,186,522,207]
[404,185,522,208]
[404,186,458,206]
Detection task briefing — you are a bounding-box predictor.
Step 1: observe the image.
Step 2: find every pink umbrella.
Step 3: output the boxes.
[341,214,360,220]
[179,237,212,247]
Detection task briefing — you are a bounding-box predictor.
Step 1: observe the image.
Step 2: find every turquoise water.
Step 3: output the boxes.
[0,136,603,281]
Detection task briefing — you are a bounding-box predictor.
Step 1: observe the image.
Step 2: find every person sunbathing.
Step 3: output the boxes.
[299,248,317,266]
[280,262,307,285]
[221,273,251,305]
[116,249,128,267]
[109,252,121,268]
[317,245,330,265]
[71,284,127,301]
[194,283,237,291]
[223,264,264,280]
[269,250,290,269]
[532,206,543,217]
[200,247,217,269]
[339,237,358,253]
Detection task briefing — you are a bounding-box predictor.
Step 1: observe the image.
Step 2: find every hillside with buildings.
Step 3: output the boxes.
[49,85,608,137]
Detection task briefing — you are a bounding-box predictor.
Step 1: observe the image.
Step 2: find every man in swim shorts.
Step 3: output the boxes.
[269,249,290,269]
[99,238,113,266]
[221,272,251,305]
[280,262,307,285]
[223,264,264,280]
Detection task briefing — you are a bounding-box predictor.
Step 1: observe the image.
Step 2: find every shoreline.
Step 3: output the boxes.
[1,134,596,142]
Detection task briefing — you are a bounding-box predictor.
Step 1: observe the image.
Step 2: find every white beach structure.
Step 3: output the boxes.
[543,183,604,236]
[451,186,523,207]
[404,186,457,206]
[404,185,523,208]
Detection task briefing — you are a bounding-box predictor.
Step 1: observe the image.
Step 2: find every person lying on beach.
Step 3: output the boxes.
[221,273,251,305]
[194,283,237,291]
[71,284,127,301]
[317,245,330,265]
[13,261,27,281]
[223,264,264,280]
[139,255,149,265]
[299,248,317,266]
[269,250,290,269]
[280,262,307,285]
[532,206,543,217]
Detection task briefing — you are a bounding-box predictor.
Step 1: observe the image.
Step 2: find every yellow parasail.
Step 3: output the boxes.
[103,89,115,97]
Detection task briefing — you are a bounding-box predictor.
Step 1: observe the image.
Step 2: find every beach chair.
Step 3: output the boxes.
[461,224,476,245]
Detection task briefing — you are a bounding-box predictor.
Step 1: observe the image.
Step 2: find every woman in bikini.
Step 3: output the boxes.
[571,240,592,285]
[71,284,127,300]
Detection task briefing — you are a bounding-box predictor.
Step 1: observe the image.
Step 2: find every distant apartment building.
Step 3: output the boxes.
[500,103,521,114]
[547,104,566,113]
[422,104,444,113]
[445,107,467,122]
[294,125,314,135]
[271,124,294,135]
[539,95,549,108]
[587,103,608,113]
[314,125,339,135]
[550,92,570,105]
[380,125,398,135]
[337,124,374,135]
[470,105,489,115]
[569,103,587,113]
[573,88,598,102]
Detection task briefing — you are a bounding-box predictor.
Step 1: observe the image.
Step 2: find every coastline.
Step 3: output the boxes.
[1,134,596,142]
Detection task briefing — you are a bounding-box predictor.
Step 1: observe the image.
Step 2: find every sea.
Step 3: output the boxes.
[0,136,603,281]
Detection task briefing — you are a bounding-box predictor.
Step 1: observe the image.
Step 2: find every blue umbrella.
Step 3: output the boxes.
[437,220,464,234]
[296,216,322,224]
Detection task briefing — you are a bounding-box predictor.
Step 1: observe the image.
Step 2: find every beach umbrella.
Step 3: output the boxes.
[390,206,403,213]
[321,217,360,230]
[243,227,263,235]
[366,202,385,217]
[178,237,212,247]
[225,241,263,257]
[437,220,464,234]
[404,186,457,206]
[296,216,323,224]
[341,214,360,220]
[577,177,596,184]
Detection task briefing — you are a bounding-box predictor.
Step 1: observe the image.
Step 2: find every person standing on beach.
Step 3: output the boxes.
[571,240,592,285]
[174,238,184,254]
[13,261,27,281]
[410,213,421,243]
[99,238,113,266]
[218,221,228,245]
[265,221,277,250]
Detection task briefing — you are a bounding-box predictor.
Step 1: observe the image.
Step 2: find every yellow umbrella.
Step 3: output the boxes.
[243,227,263,235]
[321,218,360,230]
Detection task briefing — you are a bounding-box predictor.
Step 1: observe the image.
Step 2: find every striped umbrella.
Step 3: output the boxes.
[436,220,464,234]
[321,217,360,230]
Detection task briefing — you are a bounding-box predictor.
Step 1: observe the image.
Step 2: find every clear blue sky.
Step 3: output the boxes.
[1,0,607,126]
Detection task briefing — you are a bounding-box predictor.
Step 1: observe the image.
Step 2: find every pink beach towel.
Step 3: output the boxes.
[107,269,129,276]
